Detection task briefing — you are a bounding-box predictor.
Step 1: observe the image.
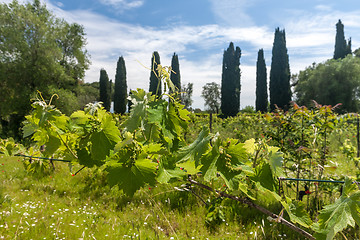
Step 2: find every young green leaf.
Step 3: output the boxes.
[175,127,211,166]
[313,177,360,240]
[106,158,157,197]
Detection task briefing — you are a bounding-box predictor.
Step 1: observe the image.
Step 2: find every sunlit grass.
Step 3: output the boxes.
[0,155,311,239]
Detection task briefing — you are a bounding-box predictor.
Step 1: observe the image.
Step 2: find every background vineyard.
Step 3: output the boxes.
[1,91,360,239]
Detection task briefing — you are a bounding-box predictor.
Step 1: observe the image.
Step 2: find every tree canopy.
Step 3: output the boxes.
[99,69,111,111]
[170,53,181,97]
[334,20,352,60]
[149,51,161,98]
[202,82,221,114]
[114,56,127,114]
[181,83,193,110]
[0,0,90,137]
[293,55,360,113]
[221,42,241,117]
[269,28,291,111]
[255,49,268,112]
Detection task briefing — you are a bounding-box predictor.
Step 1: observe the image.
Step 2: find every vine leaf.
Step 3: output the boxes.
[201,137,250,191]
[77,148,104,168]
[200,136,221,182]
[176,160,202,175]
[122,89,153,132]
[157,157,186,183]
[90,114,120,161]
[70,110,90,125]
[268,150,284,177]
[312,177,360,240]
[175,127,211,166]
[106,158,157,197]
[23,121,38,138]
[283,198,313,228]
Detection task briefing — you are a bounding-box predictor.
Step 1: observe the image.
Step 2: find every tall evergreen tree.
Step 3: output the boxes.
[149,51,161,97]
[255,49,268,112]
[99,68,111,111]
[334,20,349,60]
[346,38,352,56]
[114,56,127,114]
[221,42,241,117]
[269,28,291,111]
[170,53,181,96]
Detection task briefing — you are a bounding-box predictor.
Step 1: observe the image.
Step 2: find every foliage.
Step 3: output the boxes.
[181,82,193,110]
[170,53,181,97]
[221,42,241,117]
[334,19,351,60]
[0,0,89,136]
[149,51,161,98]
[201,82,221,114]
[313,177,360,240]
[241,106,255,113]
[293,55,360,113]
[99,69,111,111]
[0,155,311,239]
[269,28,291,111]
[114,56,127,114]
[7,65,360,239]
[256,49,268,113]
[0,138,25,156]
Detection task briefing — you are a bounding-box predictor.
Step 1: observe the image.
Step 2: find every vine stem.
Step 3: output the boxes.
[187,177,315,240]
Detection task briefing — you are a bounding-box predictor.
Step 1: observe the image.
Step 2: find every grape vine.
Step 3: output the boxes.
[2,65,359,239]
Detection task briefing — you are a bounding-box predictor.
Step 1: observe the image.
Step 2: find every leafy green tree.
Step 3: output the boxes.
[294,55,360,113]
[201,82,221,114]
[269,28,291,111]
[221,42,241,117]
[181,83,193,110]
[0,0,89,138]
[149,51,161,97]
[354,48,360,58]
[256,49,268,112]
[334,20,352,60]
[170,53,181,97]
[99,69,111,111]
[114,56,127,114]
[76,82,99,109]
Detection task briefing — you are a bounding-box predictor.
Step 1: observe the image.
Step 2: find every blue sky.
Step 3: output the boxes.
[3,0,360,110]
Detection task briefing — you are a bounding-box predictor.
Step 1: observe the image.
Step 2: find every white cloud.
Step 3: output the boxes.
[98,0,144,10]
[56,6,359,109]
[314,5,333,12]
[209,0,256,27]
[2,0,360,109]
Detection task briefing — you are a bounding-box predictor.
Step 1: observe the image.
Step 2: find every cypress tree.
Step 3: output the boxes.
[269,28,291,111]
[99,68,111,111]
[221,42,241,117]
[170,53,181,96]
[149,51,161,97]
[114,56,127,114]
[256,49,268,112]
[334,20,348,59]
[346,38,352,56]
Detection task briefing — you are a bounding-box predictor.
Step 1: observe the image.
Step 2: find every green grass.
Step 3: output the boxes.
[0,155,308,239]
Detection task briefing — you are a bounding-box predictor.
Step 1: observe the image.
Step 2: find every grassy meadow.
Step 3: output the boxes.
[0,155,303,239]
[2,110,360,239]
